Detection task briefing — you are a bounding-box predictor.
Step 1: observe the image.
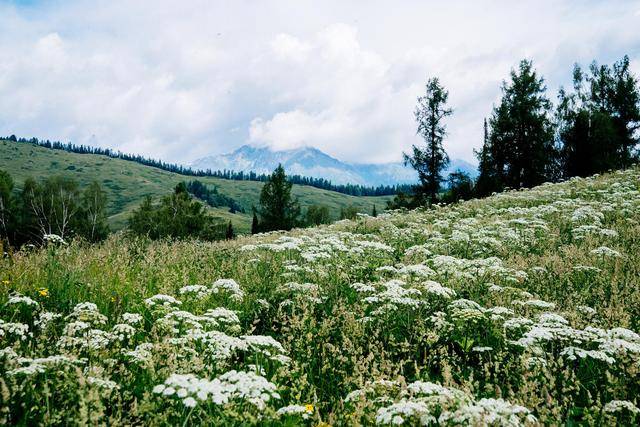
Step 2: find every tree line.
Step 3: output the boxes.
[0,163,379,248]
[0,171,109,248]
[3,136,410,197]
[184,180,245,213]
[394,55,639,208]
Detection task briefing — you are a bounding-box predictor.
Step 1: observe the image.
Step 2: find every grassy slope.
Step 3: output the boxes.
[0,140,392,233]
[1,167,639,424]
[0,168,640,425]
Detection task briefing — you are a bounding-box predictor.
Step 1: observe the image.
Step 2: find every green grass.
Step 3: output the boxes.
[0,140,392,233]
[0,167,639,425]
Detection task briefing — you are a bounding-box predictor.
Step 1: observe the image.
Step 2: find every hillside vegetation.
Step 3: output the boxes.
[0,140,391,233]
[1,166,639,425]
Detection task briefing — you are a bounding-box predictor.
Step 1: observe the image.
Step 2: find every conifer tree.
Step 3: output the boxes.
[404,77,452,205]
[488,60,556,189]
[372,204,377,217]
[557,56,640,177]
[258,165,300,232]
[251,207,259,234]
[474,118,502,196]
[225,221,235,240]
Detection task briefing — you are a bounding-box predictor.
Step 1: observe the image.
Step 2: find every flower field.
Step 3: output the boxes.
[1,168,640,425]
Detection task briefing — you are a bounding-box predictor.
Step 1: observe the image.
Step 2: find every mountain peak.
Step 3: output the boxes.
[191,145,477,186]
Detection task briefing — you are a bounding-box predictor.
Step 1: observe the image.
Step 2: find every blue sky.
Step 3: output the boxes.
[0,0,639,164]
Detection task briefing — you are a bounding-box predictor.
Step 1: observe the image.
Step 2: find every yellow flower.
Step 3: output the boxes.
[38,288,49,297]
[305,404,314,413]
[1,280,9,286]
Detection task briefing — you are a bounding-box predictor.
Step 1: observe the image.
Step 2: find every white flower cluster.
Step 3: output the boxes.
[43,233,67,245]
[153,370,280,411]
[7,294,38,307]
[348,379,536,426]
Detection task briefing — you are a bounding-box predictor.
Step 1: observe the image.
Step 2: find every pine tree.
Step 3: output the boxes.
[225,221,235,240]
[372,205,377,217]
[489,60,556,189]
[258,165,300,232]
[474,118,502,196]
[404,77,452,205]
[557,56,640,177]
[251,207,259,234]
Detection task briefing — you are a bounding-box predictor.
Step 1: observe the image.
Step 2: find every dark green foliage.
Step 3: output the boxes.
[0,172,111,245]
[372,204,377,217]
[386,191,421,210]
[404,77,452,205]
[251,208,259,234]
[257,165,300,232]
[442,170,474,204]
[474,118,502,197]
[339,205,359,220]
[0,170,17,245]
[476,56,639,195]
[128,184,225,241]
[185,180,245,213]
[127,196,155,238]
[557,56,640,177]
[479,60,556,191]
[305,204,332,226]
[225,221,235,240]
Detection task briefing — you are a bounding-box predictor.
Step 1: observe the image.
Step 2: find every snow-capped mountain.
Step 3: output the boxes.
[190,145,477,187]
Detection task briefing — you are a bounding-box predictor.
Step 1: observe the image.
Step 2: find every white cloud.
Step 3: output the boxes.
[0,0,638,165]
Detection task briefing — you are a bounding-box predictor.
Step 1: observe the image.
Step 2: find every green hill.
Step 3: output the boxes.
[0,140,392,233]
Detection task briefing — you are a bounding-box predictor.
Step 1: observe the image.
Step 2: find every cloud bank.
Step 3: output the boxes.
[0,0,639,164]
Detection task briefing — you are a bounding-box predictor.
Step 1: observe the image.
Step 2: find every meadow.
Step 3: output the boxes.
[0,140,391,233]
[1,167,639,425]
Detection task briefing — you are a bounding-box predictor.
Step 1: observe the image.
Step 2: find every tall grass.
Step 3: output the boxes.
[1,167,639,425]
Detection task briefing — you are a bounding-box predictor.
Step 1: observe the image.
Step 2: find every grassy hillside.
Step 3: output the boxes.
[0,140,392,233]
[1,167,639,425]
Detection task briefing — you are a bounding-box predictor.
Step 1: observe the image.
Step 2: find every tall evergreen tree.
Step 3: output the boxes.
[258,165,300,232]
[488,60,556,189]
[372,204,377,217]
[404,77,452,205]
[225,221,235,240]
[251,207,259,234]
[474,118,502,196]
[557,56,640,177]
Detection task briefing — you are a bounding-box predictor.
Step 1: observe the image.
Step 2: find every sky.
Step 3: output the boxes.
[0,0,639,165]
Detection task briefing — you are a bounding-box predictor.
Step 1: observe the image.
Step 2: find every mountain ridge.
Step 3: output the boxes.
[191,145,477,186]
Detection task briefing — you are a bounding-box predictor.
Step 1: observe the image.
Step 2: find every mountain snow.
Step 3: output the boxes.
[190,145,477,187]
